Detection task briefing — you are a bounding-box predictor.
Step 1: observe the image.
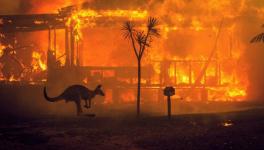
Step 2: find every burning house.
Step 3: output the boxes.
[0,0,260,106]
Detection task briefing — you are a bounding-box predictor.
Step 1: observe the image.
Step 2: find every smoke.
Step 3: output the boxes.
[0,0,21,14]
[234,1,264,100]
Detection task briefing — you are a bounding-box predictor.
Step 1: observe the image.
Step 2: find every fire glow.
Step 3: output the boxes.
[66,9,148,41]
[32,51,47,71]
[0,0,254,102]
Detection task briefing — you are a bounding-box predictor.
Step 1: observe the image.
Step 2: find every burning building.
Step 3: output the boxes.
[1,0,263,105]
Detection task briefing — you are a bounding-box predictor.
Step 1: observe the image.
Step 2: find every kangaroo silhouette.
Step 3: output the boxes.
[44,84,105,115]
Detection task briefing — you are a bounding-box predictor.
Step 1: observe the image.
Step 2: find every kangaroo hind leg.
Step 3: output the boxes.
[84,99,91,109]
[75,99,82,116]
[84,99,89,109]
[88,99,91,108]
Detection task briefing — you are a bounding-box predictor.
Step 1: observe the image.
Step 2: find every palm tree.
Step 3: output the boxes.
[122,17,159,117]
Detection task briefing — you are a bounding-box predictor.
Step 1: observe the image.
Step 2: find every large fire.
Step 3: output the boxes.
[0,0,258,102]
[66,9,148,41]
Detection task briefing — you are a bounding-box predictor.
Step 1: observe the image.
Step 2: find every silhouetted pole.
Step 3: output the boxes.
[164,86,175,119]
[167,95,171,118]
[137,60,141,117]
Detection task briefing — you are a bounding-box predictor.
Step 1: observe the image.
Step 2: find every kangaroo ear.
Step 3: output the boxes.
[97,85,102,89]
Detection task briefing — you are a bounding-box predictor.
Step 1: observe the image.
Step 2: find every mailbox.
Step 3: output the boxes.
[164,86,175,97]
[163,86,175,119]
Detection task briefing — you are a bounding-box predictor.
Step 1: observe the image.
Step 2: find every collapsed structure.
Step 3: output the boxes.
[0,2,248,103]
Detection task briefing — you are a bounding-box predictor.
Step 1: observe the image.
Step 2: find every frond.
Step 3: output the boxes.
[136,31,146,45]
[147,17,158,31]
[251,32,264,43]
[122,21,136,39]
[146,17,160,38]
[122,32,130,39]
[150,28,160,37]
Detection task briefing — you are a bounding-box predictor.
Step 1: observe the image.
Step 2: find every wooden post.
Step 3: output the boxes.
[48,28,51,50]
[174,62,177,85]
[167,95,171,119]
[189,62,192,84]
[54,29,56,57]
[65,27,70,67]
[76,41,79,66]
[218,63,221,85]
[70,26,75,66]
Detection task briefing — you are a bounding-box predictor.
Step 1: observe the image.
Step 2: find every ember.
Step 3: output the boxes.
[222,120,234,127]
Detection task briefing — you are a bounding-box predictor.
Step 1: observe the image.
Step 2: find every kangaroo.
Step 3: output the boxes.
[44,84,105,115]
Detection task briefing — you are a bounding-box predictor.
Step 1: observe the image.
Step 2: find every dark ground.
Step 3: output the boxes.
[0,108,264,150]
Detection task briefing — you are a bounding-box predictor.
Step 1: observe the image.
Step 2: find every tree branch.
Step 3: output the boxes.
[139,29,150,59]
[130,32,140,59]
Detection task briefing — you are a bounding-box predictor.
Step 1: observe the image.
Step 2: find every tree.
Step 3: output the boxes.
[122,17,159,117]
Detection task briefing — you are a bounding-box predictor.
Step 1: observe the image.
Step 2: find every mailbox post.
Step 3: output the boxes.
[164,86,175,119]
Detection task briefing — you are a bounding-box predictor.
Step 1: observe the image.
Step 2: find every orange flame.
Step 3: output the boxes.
[32,51,47,71]
[0,0,252,102]
[66,9,148,41]
[0,45,5,57]
[120,90,136,103]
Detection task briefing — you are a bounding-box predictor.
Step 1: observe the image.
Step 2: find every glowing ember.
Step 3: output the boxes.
[0,45,5,57]
[32,51,47,71]
[222,120,234,127]
[9,75,19,82]
[226,87,246,99]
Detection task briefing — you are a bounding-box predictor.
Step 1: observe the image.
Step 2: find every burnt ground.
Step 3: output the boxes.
[0,108,264,150]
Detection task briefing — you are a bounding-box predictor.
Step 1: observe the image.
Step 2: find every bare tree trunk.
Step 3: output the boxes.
[137,59,141,117]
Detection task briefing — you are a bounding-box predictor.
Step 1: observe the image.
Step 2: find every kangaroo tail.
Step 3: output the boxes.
[43,87,62,102]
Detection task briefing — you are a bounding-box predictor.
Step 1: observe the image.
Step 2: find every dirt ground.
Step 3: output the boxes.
[0,107,264,150]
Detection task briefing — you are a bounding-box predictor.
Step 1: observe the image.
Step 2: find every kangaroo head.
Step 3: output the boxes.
[95,85,105,96]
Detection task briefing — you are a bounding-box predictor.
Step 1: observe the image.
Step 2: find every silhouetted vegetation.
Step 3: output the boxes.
[123,17,159,117]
